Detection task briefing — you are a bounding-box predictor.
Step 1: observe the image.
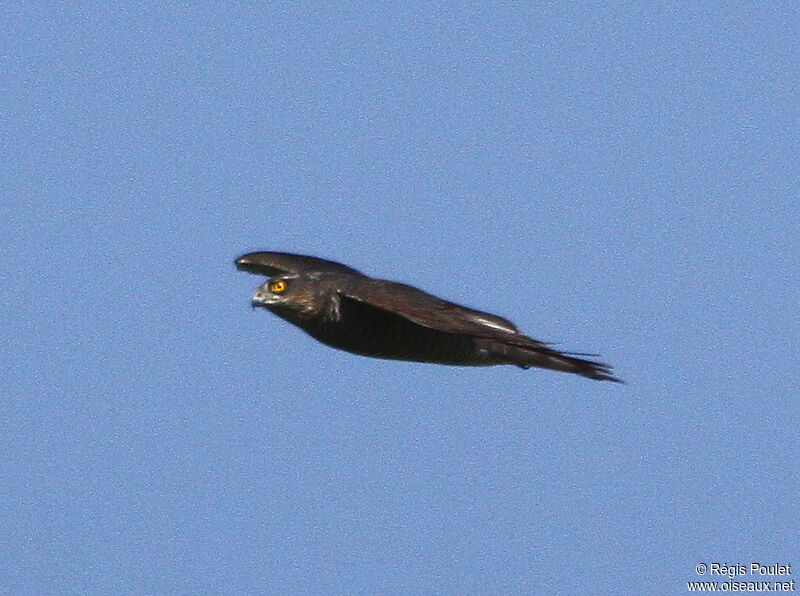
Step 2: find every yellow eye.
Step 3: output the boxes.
[268,280,287,293]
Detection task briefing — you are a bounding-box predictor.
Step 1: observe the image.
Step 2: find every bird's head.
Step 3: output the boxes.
[250,273,328,320]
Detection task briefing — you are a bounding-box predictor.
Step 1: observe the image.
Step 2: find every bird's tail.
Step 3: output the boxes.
[502,344,623,382]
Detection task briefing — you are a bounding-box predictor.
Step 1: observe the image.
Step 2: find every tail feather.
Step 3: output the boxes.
[504,344,623,383]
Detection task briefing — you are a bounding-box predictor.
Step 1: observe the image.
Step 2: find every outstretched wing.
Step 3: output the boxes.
[236,251,364,277]
[336,279,621,381]
[338,277,549,349]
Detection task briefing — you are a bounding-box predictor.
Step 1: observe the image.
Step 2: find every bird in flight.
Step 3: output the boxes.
[236,251,621,382]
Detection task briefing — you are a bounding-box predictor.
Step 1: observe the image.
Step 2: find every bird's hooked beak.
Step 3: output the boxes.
[250,285,274,309]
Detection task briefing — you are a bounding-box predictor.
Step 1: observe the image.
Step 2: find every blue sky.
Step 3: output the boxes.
[3,4,798,594]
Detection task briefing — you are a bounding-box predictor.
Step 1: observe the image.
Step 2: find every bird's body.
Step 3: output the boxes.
[268,275,495,366]
[236,251,622,382]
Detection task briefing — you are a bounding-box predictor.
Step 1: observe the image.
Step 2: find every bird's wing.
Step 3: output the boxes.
[338,278,550,349]
[235,252,364,277]
[338,279,621,381]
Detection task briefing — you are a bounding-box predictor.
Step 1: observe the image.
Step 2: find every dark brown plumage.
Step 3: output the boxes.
[236,251,622,382]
